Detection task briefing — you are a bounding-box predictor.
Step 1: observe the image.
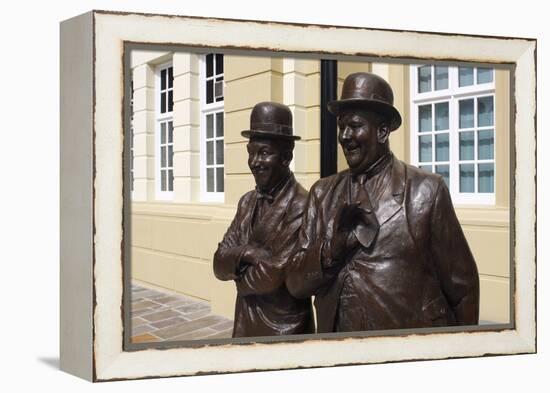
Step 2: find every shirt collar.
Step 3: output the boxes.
[352,152,394,184]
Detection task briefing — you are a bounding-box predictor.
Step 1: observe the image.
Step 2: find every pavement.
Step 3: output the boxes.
[130,281,233,343]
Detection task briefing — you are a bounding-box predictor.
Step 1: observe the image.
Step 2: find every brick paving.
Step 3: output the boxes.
[130,282,233,343]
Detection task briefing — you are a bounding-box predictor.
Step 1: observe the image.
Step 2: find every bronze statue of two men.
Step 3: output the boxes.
[214,72,480,338]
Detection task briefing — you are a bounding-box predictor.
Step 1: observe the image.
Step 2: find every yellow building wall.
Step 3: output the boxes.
[131,53,322,319]
[131,51,511,324]
[130,50,239,319]
[283,58,321,191]
[131,202,237,318]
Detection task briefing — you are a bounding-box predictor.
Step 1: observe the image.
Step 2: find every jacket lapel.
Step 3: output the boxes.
[374,159,406,226]
[244,192,259,242]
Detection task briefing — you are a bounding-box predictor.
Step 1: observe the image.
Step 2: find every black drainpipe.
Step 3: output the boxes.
[320,60,338,178]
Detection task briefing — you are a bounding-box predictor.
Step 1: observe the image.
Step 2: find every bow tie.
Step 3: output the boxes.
[256,191,274,203]
[255,173,292,204]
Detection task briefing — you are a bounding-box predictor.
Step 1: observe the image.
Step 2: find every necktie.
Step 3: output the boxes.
[353,172,380,249]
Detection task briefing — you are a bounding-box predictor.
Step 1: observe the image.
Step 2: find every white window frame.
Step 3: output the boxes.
[410,64,496,206]
[199,54,225,203]
[155,61,174,201]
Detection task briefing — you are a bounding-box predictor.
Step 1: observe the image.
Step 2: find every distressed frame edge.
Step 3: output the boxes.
[513,40,537,353]
[59,11,95,381]
[86,11,536,381]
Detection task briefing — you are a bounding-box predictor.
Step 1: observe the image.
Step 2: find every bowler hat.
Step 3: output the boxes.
[328,72,402,131]
[241,102,301,141]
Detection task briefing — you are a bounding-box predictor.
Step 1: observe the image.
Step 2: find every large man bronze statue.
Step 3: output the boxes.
[287,72,480,333]
[214,101,314,337]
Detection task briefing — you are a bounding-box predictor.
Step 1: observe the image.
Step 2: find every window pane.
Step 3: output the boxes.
[216,112,224,137]
[459,131,475,160]
[435,133,449,161]
[161,69,166,90]
[478,163,494,193]
[435,164,450,188]
[206,79,213,104]
[460,164,475,192]
[207,141,214,165]
[477,67,493,84]
[161,92,166,113]
[161,122,166,143]
[478,96,494,127]
[435,102,449,130]
[418,135,432,162]
[478,129,494,160]
[168,90,173,112]
[419,165,432,173]
[216,140,224,165]
[459,99,474,129]
[207,168,214,192]
[168,67,173,88]
[168,145,173,167]
[216,167,224,192]
[206,114,214,138]
[161,170,166,191]
[168,170,174,192]
[215,78,224,101]
[418,66,432,93]
[206,54,213,78]
[161,146,166,168]
[434,66,448,90]
[418,105,432,132]
[216,54,224,75]
[459,67,474,87]
[168,121,173,143]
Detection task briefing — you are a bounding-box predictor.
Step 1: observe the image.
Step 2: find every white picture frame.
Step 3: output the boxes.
[60,10,536,382]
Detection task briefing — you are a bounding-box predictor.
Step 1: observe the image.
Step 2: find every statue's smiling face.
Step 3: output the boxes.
[338,110,388,175]
[247,138,287,191]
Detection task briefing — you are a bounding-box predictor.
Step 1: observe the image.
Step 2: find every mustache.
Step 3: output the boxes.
[342,141,360,151]
[250,165,269,173]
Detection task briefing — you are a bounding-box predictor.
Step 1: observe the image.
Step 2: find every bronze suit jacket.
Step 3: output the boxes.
[213,175,314,337]
[286,158,480,333]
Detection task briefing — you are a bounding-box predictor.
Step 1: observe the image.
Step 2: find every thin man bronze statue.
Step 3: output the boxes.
[286,72,480,333]
[214,101,314,337]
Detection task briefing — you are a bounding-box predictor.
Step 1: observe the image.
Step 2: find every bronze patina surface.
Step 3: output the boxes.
[286,73,480,333]
[214,102,314,337]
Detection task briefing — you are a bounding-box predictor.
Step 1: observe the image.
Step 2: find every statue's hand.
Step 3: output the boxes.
[330,203,360,260]
[241,246,271,267]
